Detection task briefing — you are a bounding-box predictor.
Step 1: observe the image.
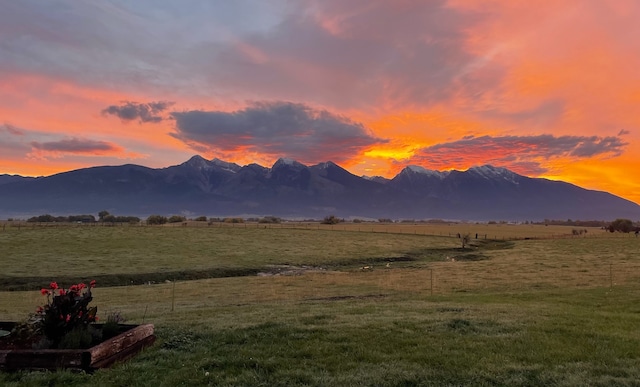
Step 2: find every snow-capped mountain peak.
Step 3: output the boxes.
[468,165,519,183]
[273,158,305,169]
[211,158,241,173]
[404,165,447,179]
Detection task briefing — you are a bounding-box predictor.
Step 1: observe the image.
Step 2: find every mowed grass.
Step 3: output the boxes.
[1,224,640,386]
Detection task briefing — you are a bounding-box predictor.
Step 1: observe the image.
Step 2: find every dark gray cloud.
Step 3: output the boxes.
[0,124,30,157]
[30,138,121,154]
[406,134,628,174]
[1,123,25,136]
[170,101,386,163]
[102,101,174,123]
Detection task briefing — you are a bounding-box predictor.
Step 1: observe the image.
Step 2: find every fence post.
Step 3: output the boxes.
[430,269,433,296]
[171,280,176,312]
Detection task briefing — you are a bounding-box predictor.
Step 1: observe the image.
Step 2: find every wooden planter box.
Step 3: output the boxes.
[0,322,155,371]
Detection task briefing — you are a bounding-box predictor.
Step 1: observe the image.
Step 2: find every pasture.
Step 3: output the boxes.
[1,222,639,386]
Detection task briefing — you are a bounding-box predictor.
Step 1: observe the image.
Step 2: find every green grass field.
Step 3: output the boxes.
[1,223,639,386]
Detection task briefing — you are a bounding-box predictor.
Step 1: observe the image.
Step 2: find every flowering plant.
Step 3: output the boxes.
[35,280,98,348]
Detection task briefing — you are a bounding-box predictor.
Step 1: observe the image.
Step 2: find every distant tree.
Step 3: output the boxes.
[98,211,110,221]
[608,218,634,233]
[259,216,281,224]
[378,218,393,223]
[114,216,140,224]
[27,214,56,223]
[146,215,168,225]
[168,215,187,223]
[322,215,341,225]
[194,216,208,222]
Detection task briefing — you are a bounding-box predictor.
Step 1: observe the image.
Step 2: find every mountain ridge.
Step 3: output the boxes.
[0,156,638,221]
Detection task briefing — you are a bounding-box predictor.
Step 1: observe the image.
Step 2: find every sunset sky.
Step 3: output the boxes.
[1,1,639,204]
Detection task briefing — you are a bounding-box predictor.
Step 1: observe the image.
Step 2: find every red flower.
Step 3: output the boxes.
[69,285,79,293]
[40,288,50,296]
[49,282,58,290]
[59,289,66,296]
[36,306,44,313]
[90,280,96,288]
[78,283,86,290]
[65,314,71,323]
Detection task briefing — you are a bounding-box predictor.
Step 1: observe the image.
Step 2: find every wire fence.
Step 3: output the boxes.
[2,220,637,242]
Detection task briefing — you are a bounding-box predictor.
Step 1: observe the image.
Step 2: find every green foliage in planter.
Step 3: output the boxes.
[58,326,95,349]
[102,311,127,340]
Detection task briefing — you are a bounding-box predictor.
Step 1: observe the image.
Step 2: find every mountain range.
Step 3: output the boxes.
[1,155,639,221]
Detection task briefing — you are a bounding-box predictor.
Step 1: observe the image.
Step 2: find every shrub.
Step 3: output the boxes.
[259,216,281,224]
[322,215,341,225]
[147,215,168,225]
[168,215,187,223]
[58,326,96,349]
[102,311,127,340]
[608,218,634,233]
[194,216,208,222]
[27,214,57,223]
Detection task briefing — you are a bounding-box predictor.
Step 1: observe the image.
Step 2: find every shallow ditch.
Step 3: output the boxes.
[0,240,515,291]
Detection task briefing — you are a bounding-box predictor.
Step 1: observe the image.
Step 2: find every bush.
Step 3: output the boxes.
[168,215,187,223]
[322,215,341,225]
[608,218,634,233]
[102,311,126,340]
[194,216,208,222]
[58,327,95,349]
[258,216,281,224]
[146,215,168,225]
[27,214,57,223]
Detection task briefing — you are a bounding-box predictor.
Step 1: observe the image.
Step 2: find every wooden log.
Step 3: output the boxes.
[88,324,155,368]
[90,334,156,369]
